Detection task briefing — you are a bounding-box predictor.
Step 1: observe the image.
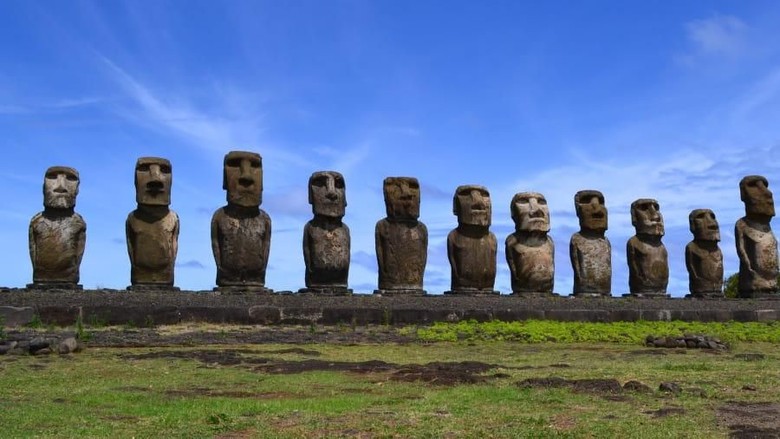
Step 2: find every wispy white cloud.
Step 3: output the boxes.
[98,56,312,167]
[0,97,103,115]
[684,14,747,59]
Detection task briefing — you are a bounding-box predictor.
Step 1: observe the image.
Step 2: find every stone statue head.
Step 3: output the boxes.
[740,175,775,219]
[135,157,172,206]
[43,166,79,210]
[511,191,550,232]
[309,171,346,218]
[223,151,262,208]
[383,177,420,220]
[574,190,607,233]
[631,198,664,236]
[453,185,491,227]
[689,208,720,242]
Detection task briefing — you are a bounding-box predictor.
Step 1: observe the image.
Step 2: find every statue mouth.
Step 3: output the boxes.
[146,181,165,193]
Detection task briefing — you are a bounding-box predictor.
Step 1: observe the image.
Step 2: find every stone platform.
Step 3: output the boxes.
[1,289,779,327]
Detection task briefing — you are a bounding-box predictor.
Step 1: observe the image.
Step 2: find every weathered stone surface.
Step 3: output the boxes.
[685,209,723,298]
[645,334,727,350]
[375,177,427,296]
[570,190,611,297]
[446,185,498,295]
[623,380,652,393]
[736,175,779,298]
[659,382,682,395]
[211,151,272,292]
[28,166,86,290]
[0,306,35,326]
[29,337,51,354]
[57,337,79,354]
[627,199,669,297]
[126,157,179,290]
[506,192,554,296]
[300,171,352,295]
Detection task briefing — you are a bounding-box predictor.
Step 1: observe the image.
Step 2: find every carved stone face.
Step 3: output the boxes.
[631,198,664,236]
[689,208,720,241]
[511,192,550,232]
[384,177,420,220]
[43,166,79,209]
[309,171,346,218]
[453,185,491,227]
[223,151,262,207]
[574,190,607,233]
[135,157,172,206]
[740,175,775,219]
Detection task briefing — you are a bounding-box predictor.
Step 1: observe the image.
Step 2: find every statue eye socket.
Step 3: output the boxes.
[537,198,547,205]
[250,160,261,168]
[408,182,420,190]
[312,177,326,187]
[137,164,150,172]
[159,165,172,174]
[226,158,241,168]
[66,175,78,182]
[334,178,345,189]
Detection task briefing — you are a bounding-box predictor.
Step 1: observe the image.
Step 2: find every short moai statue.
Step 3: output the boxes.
[28,166,86,290]
[735,175,778,298]
[506,192,554,296]
[626,199,669,297]
[299,171,352,295]
[685,209,723,298]
[445,185,498,295]
[570,190,611,297]
[374,177,427,295]
[211,151,272,293]
[126,157,179,291]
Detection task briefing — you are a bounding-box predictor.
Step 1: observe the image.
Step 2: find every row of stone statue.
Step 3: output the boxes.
[27,151,778,298]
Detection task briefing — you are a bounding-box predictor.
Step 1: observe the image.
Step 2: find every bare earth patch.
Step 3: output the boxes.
[718,401,780,438]
[120,349,502,385]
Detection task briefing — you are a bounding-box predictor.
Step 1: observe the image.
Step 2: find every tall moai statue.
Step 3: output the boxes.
[299,171,352,295]
[506,192,554,296]
[126,157,179,291]
[735,175,779,298]
[626,199,669,297]
[685,209,723,298]
[211,151,272,293]
[570,190,611,297]
[374,177,428,295]
[445,185,498,295]
[28,166,86,290]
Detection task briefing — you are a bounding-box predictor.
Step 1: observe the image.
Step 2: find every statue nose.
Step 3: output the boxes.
[529,199,546,217]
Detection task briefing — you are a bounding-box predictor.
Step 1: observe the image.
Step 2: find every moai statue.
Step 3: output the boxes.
[445,185,498,295]
[626,199,669,297]
[211,151,272,293]
[570,190,611,297]
[506,192,554,296]
[374,177,428,295]
[126,157,179,291]
[685,209,723,298]
[735,175,778,298]
[299,171,352,295]
[28,166,86,290]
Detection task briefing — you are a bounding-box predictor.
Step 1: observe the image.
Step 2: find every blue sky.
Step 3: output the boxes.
[2,1,780,295]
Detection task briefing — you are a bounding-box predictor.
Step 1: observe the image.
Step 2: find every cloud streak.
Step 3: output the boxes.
[99,56,312,167]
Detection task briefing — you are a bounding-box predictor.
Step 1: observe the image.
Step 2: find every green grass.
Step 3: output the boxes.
[1,332,779,438]
[405,319,780,344]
